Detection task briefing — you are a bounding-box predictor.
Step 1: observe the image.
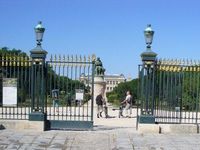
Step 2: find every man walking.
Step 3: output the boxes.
[121,91,132,118]
[96,92,104,118]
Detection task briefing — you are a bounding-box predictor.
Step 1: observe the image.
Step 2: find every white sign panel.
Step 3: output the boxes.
[75,89,84,101]
[3,78,17,106]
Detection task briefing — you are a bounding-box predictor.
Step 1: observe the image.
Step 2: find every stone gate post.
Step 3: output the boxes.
[93,57,106,103]
[139,24,157,124]
[29,21,47,122]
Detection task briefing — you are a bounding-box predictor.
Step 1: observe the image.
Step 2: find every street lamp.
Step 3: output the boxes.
[35,21,45,48]
[30,21,47,59]
[29,21,47,122]
[139,24,157,124]
[141,24,157,64]
[144,24,154,50]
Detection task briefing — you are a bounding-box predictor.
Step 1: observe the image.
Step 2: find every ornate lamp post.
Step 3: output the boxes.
[141,24,157,63]
[139,24,157,123]
[30,21,47,58]
[29,21,47,121]
[35,21,45,46]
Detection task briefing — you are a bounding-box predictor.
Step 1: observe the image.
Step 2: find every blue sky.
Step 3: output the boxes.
[0,0,200,78]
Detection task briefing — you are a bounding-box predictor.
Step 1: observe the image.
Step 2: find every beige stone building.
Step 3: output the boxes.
[104,74,126,93]
[80,73,126,93]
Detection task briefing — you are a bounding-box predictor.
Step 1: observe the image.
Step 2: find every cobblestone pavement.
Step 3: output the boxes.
[1,107,200,149]
[1,127,200,150]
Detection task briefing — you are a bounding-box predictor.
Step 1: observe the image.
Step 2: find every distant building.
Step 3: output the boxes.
[79,73,126,93]
[104,74,126,93]
[126,74,132,82]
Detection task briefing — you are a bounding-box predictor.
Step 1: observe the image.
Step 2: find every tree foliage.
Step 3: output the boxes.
[0,47,90,106]
[0,47,27,57]
[106,78,139,106]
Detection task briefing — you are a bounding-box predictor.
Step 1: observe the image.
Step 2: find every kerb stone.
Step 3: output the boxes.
[0,120,45,131]
[160,124,198,134]
[138,124,159,133]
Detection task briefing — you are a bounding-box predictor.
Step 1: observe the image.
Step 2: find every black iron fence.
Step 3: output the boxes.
[139,59,200,124]
[0,55,31,120]
[0,54,95,128]
[46,55,95,123]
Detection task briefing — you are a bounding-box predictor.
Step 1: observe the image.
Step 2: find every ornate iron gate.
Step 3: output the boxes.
[0,54,95,130]
[139,59,200,124]
[45,55,95,129]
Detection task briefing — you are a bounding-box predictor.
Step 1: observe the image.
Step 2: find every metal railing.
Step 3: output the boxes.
[0,55,31,120]
[46,55,95,122]
[139,59,200,124]
[0,54,95,123]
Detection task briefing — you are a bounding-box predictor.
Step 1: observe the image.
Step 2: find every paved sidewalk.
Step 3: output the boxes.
[1,107,200,149]
[1,127,200,150]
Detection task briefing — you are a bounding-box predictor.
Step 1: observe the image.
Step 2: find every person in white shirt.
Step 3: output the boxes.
[121,91,132,117]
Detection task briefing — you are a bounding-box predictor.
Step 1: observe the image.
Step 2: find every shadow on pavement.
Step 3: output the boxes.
[93,125,135,131]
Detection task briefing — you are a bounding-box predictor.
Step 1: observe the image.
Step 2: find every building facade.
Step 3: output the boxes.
[80,73,126,93]
[104,74,126,93]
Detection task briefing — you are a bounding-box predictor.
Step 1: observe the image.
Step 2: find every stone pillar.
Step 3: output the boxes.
[29,21,47,122]
[93,57,106,101]
[94,76,106,102]
[29,49,47,121]
[139,24,157,124]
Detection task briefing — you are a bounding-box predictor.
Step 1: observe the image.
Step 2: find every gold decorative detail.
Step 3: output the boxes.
[92,54,96,62]
[8,55,12,66]
[24,56,28,66]
[21,56,24,67]
[198,67,200,72]
[5,55,8,66]
[2,56,4,66]
[17,56,20,66]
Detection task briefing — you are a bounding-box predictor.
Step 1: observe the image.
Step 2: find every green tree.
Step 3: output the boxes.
[0,47,29,105]
[0,47,89,106]
[0,47,27,57]
[106,78,138,106]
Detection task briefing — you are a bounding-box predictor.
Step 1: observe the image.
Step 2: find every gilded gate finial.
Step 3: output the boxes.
[2,55,4,66]
[5,55,8,66]
[92,54,96,62]
[24,56,28,66]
